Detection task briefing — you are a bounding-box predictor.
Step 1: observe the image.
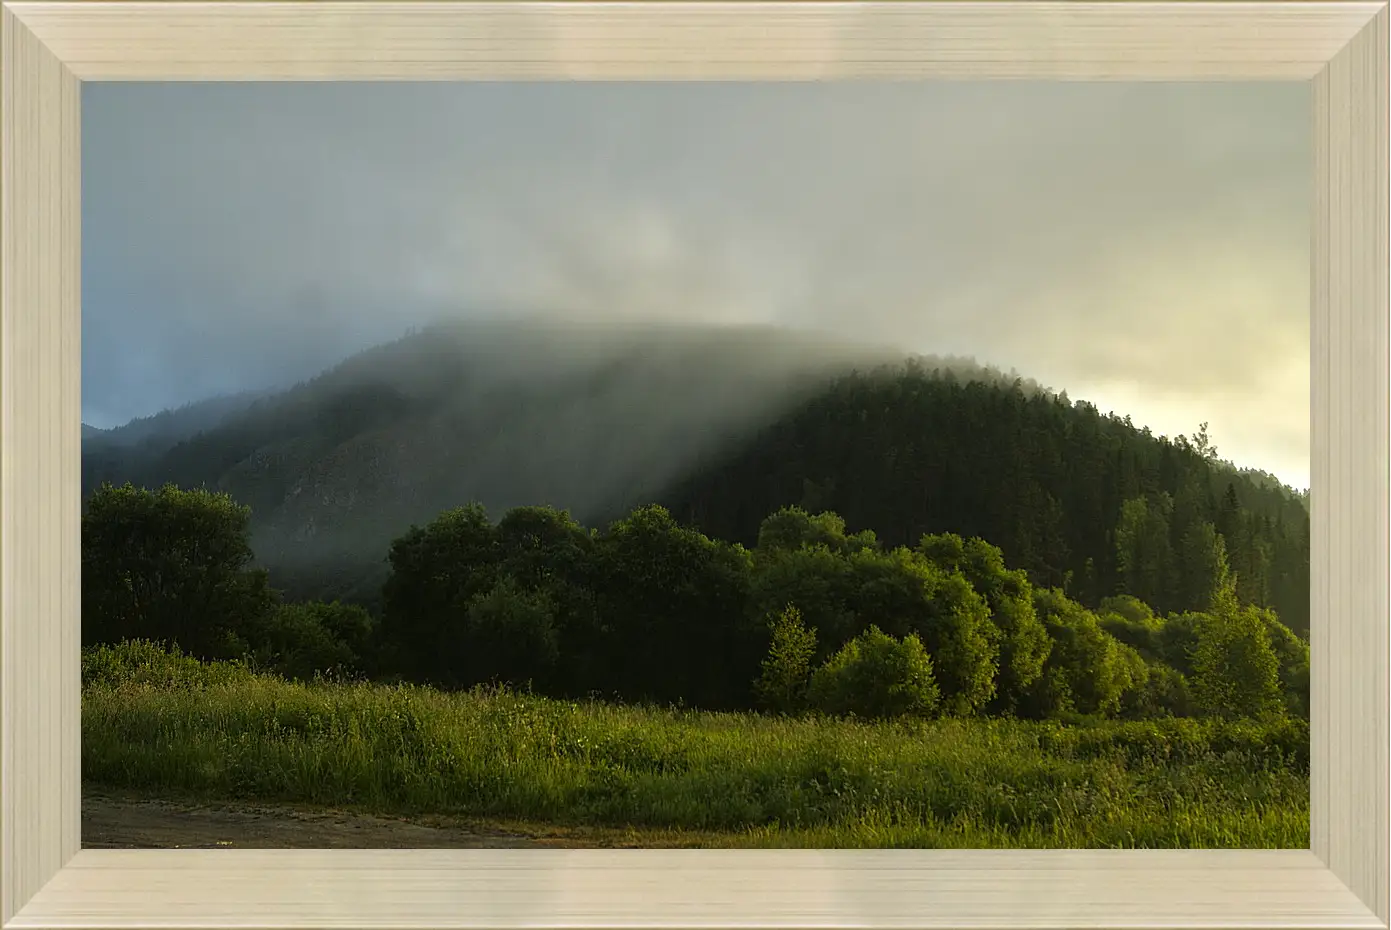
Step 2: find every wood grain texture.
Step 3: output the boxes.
[1309,6,1391,925]
[8,849,1385,930]
[0,2,1388,929]
[0,4,81,926]
[3,2,1384,81]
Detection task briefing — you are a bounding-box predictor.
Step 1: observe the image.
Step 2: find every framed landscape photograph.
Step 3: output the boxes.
[2,2,1388,929]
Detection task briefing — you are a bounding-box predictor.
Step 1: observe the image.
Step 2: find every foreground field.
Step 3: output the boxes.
[83,644,1310,849]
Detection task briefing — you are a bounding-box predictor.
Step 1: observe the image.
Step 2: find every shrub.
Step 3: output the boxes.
[1190,603,1284,721]
[244,601,374,682]
[1097,595,1157,626]
[1118,661,1194,719]
[82,639,255,690]
[1260,611,1310,719]
[1024,589,1145,718]
[807,626,941,719]
[1097,614,1161,661]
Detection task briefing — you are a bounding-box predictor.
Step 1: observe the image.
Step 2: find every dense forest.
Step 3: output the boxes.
[82,323,1310,638]
[83,479,1308,727]
[661,361,1311,635]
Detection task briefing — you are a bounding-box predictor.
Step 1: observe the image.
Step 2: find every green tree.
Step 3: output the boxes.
[495,506,603,694]
[380,502,503,687]
[1189,593,1285,720]
[1115,494,1176,611]
[1215,483,1243,547]
[748,542,860,654]
[1177,520,1231,612]
[1190,421,1219,462]
[464,576,561,690]
[806,626,941,719]
[846,546,998,715]
[81,482,275,660]
[919,533,1050,714]
[496,505,594,588]
[754,604,818,714]
[244,600,373,682]
[756,506,852,555]
[592,505,756,708]
[1023,588,1144,718]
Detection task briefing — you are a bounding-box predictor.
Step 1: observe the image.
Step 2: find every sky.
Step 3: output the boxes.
[82,80,1311,489]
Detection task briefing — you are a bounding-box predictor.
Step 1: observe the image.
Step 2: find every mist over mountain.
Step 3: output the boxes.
[83,320,900,587]
[82,318,1309,631]
[84,389,272,453]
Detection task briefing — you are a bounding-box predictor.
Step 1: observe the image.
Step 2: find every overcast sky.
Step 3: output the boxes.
[83,80,1311,488]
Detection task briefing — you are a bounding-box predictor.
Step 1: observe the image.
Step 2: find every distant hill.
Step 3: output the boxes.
[82,318,1310,632]
[84,390,270,454]
[83,319,905,597]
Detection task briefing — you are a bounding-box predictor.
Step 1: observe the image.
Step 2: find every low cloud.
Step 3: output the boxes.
[82,79,1311,486]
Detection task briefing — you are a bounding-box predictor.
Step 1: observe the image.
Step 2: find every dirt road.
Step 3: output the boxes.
[81,790,582,849]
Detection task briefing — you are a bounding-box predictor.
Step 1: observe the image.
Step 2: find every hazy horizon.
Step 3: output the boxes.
[83,81,1311,488]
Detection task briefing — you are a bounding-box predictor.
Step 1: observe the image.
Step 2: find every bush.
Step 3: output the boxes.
[1024,589,1145,718]
[1121,662,1194,719]
[1098,595,1157,626]
[82,639,256,690]
[1260,611,1310,719]
[1097,614,1161,661]
[807,626,941,719]
[845,547,998,715]
[244,601,375,682]
[1190,603,1285,721]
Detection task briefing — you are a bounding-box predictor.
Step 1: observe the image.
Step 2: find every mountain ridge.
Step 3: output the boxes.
[82,318,1309,630]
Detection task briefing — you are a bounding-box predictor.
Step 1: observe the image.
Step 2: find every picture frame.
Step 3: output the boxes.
[2,2,1386,928]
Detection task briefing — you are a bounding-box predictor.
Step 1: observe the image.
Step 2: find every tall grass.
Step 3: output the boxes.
[83,641,1309,848]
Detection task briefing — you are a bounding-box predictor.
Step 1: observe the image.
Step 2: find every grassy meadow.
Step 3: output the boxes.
[83,641,1308,849]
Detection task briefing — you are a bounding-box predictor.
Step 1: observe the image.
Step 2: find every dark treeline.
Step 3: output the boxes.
[660,361,1310,635]
[82,482,1309,728]
[82,330,1309,641]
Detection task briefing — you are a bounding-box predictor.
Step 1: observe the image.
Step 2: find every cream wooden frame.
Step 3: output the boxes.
[1,1,1387,928]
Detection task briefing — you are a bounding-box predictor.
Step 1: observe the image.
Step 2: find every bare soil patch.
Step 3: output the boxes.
[81,789,582,849]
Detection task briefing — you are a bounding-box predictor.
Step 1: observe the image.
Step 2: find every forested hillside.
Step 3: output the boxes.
[660,361,1310,634]
[83,389,269,458]
[82,322,1309,633]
